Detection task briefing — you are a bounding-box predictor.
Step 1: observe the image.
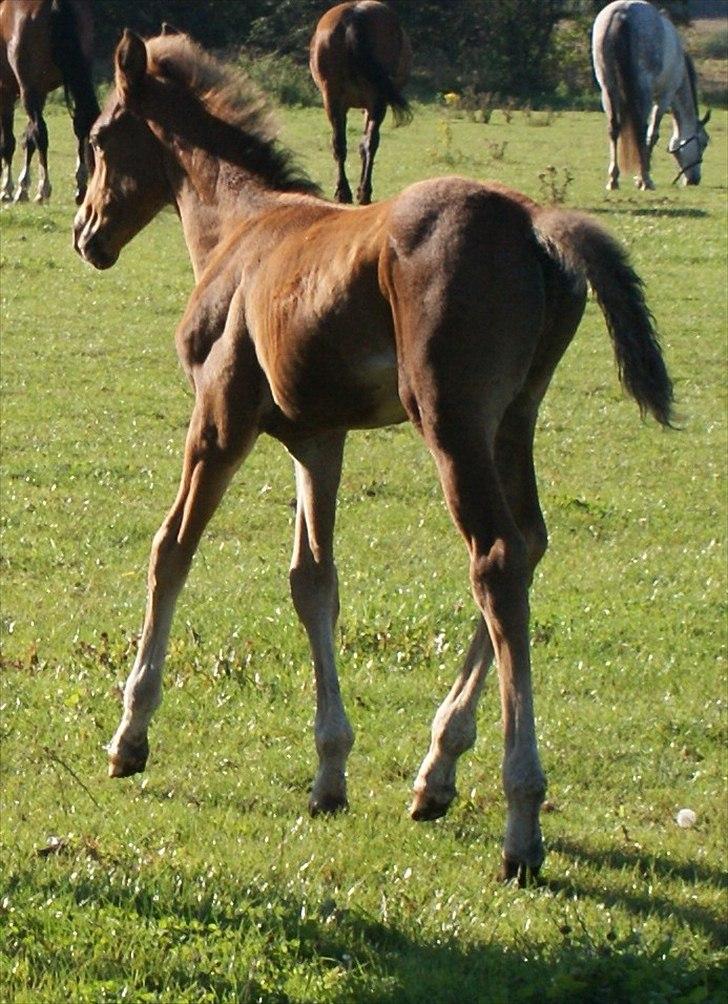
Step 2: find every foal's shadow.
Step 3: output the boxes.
[544,836,727,949]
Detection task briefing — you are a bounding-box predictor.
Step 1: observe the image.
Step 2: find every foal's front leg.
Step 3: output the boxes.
[287,433,354,814]
[108,402,254,777]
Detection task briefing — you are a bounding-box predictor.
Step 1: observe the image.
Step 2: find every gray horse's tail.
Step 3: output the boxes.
[610,13,645,173]
[535,209,674,427]
[344,9,412,126]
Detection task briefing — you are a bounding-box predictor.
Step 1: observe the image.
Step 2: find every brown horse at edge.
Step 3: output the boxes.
[73,30,674,884]
[310,0,411,204]
[0,0,98,203]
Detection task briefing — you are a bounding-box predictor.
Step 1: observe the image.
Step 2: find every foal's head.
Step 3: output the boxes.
[73,31,172,268]
[74,29,318,269]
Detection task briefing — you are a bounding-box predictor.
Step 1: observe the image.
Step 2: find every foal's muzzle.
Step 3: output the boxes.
[73,206,118,270]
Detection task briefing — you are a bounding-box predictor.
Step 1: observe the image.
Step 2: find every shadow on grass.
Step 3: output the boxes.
[586,205,709,218]
[546,836,728,952]
[12,864,722,1004]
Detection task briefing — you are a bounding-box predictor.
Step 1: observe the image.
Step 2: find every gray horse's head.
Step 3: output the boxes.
[668,109,710,185]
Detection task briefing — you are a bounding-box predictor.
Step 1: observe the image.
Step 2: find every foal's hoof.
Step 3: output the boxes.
[308,792,348,817]
[500,856,543,888]
[409,790,453,822]
[108,738,149,778]
[13,189,29,203]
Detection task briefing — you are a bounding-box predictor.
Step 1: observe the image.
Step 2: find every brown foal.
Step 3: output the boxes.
[73,30,674,884]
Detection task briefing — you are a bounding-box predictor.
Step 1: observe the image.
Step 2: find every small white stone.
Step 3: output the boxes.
[676,808,697,829]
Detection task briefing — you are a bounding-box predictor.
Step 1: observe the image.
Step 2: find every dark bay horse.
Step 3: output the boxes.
[310,0,411,204]
[73,30,674,884]
[592,0,710,190]
[0,0,99,203]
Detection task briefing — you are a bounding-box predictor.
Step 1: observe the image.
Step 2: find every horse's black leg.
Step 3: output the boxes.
[356,100,386,205]
[72,109,90,206]
[0,107,16,202]
[327,102,352,204]
[15,90,50,202]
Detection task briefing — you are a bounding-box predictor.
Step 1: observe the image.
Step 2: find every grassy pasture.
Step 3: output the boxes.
[1,100,726,1002]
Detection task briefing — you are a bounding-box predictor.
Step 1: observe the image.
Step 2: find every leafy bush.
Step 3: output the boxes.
[690,24,728,60]
[236,50,320,108]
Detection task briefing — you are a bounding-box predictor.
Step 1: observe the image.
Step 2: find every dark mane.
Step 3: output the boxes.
[684,52,700,116]
[145,35,320,196]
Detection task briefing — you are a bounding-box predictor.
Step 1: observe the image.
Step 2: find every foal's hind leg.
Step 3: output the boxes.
[357,101,385,205]
[287,432,354,814]
[427,421,546,881]
[108,364,259,777]
[411,402,547,833]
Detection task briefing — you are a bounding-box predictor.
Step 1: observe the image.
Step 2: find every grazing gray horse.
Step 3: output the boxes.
[592,0,710,190]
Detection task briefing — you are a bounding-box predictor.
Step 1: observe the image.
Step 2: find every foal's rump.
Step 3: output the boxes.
[381,177,673,428]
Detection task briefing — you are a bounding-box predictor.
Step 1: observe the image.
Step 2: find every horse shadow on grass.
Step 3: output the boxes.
[43,854,726,1004]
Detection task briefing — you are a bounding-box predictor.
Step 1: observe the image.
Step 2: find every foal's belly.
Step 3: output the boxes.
[262,325,406,431]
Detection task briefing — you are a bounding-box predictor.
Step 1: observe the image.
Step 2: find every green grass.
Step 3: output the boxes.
[1,101,726,1002]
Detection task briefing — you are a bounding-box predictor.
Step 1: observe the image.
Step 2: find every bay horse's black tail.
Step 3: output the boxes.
[345,8,412,126]
[50,0,100,136]
[535,209,675,427]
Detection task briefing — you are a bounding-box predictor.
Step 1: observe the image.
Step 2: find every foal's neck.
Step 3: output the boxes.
[170,152,274,280]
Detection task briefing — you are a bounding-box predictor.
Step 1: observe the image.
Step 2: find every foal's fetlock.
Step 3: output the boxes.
[309,770,348,816]
[410,786,455,822]
[410,765,457,821]
[500,849,544,887]
[107,735,149,778]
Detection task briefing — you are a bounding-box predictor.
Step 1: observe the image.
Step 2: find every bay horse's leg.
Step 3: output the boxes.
[15,90,50,202]
[13,119,33,202]
[325,99,352,204]
[287,432,354,814]
[108,389,257,777]
[72,109,90,206]
[356,100,386,205]
[0,105,15,202]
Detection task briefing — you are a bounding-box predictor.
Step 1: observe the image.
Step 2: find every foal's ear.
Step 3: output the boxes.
[161,22,182,36]
[115,29,147,104]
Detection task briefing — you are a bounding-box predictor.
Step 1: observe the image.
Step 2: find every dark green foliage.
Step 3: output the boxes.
[87,0,589,102]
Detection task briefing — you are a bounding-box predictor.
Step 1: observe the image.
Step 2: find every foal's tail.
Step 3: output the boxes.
[345,9,412,126]
[535,209,674,427]
[50,0,100,135]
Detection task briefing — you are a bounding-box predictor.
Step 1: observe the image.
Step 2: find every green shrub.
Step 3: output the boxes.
[690,24,728,61]
[236,50,320,108]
